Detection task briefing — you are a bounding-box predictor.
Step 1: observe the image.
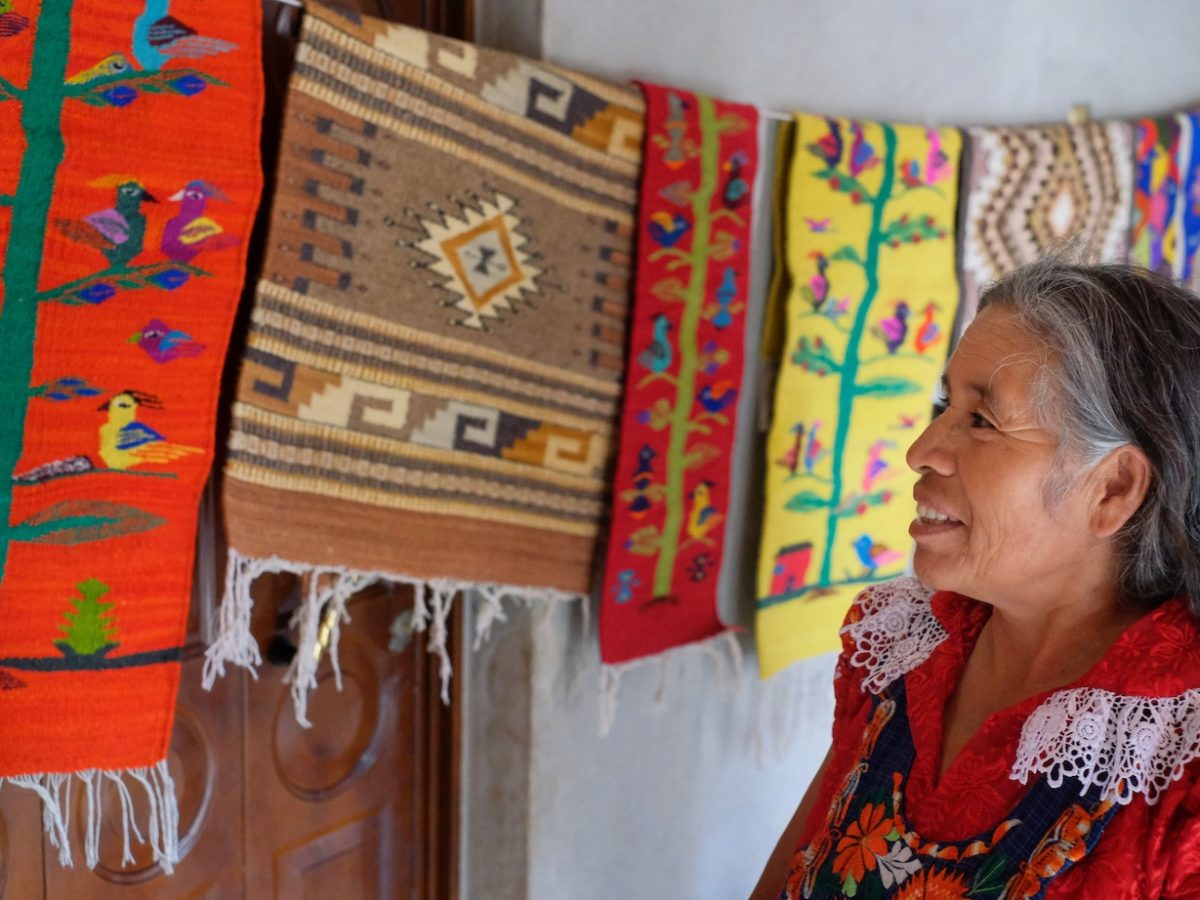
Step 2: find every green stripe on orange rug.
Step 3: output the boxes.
[0,0,261,870]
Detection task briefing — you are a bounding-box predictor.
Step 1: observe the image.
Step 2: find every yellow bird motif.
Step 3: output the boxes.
[685,480,723,546]
[66,53,134,85]
[98,391,202,470]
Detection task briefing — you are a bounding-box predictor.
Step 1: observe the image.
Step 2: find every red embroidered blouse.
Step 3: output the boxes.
[794,581,1200,898]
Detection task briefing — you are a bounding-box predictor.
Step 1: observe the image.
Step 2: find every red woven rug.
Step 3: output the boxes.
[599,82,757,664]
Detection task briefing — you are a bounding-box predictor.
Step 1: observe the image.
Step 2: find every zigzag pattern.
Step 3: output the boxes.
[962,121,1132,326]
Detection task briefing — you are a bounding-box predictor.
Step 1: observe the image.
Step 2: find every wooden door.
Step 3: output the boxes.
[0,0,468,895]
[1,537,460,899]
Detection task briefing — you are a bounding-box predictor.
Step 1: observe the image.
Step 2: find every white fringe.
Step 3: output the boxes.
[472,585,509,651]
[206,549,586,721]
[282,569,379,727]
[598,628,745,736]
[599,665,622,737]
[751,657,836,768]
[1,759,179,872]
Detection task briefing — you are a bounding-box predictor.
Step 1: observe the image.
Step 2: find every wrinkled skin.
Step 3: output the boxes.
[905,306,1110,613]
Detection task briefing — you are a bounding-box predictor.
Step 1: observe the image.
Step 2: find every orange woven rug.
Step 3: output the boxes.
[0,0,261,870]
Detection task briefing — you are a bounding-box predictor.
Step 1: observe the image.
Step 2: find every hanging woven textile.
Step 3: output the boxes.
[0,0,261,869]
[1131,111,1200,289]
[208,0,642,717]
[961,120,1132,328]
[755,115,961,677]
[598,83,758,665]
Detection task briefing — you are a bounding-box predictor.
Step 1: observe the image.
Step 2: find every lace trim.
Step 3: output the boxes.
[842,576,945,694]
[1012,686,1200,806]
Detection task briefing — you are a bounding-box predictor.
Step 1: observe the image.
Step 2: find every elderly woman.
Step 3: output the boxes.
[753,261,1200,899]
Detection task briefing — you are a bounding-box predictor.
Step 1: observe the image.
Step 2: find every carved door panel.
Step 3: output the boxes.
[14,577,452,899]
[243,584,433,899]
[0,777,44,899]
[40,650,246,899]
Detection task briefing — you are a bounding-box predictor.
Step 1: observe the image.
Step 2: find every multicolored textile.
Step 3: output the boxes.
[755,115,960,677]
[784,578,1200,898]
[961,121,1133,326]
[1131,112,1200,289]
[598,83,757,664]
[0,0,260,868]
[210,1,642,712]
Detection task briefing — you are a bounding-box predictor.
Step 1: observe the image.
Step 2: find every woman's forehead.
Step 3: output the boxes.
[945,308,1051,404]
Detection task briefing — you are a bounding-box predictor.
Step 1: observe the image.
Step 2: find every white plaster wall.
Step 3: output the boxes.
[462,3,1200,898]
[543,0,1200,125]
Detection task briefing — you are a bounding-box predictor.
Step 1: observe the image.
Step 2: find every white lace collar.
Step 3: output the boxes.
[842,576,1200,806]
[1012,687,1200,805]
[841,576,944,695]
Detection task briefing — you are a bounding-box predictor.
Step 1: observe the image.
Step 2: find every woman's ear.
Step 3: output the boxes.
[1090,445,1152,539]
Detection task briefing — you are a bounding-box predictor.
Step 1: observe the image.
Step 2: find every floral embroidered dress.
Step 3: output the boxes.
[783,577,1200,899]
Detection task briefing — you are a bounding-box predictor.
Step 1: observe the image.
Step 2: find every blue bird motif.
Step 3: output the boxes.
[853,535,904,574]
[849,122,879,177]
[633,444,656,478]
[721,150,750,209]
[647,211,690,248]
[611,570,640,604]
[637,314,673,374]
[697,381,737,414]
[133,0,237,72]
[712,267,739,329]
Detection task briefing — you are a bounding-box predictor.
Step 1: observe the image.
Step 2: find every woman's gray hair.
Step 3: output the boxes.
[979,259,1200,614]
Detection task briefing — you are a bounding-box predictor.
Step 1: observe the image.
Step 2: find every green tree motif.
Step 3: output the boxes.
[0,0,226,581]
[56,577,119,657]
[805,122,947,586]
[640,96,749,598]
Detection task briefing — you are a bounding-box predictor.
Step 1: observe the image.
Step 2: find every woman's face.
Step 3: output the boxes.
[905,306,1097,603]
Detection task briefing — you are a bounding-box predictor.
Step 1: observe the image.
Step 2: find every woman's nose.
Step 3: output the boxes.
[906,411,955,476]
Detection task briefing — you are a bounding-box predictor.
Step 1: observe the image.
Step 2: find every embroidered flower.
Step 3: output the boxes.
[833,802,895,885]
[892,867,972,899]
[877,606,910,635]
[876,840,922,889]
[1071,711,1105,744]
[1130,721,1160,757]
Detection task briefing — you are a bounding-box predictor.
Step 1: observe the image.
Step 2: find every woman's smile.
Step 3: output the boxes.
[911,493,964,536]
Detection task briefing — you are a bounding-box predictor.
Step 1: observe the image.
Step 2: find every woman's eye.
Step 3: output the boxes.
[932,401,948,418]
[970,412,995,430]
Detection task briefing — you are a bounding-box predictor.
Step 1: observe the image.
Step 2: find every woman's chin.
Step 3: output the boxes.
[911,554,956,592]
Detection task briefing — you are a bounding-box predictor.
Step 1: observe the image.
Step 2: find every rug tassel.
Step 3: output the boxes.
[472,585,508,651]
[753,662,808,767]
[205,552,585,720]
[600,628,744,731]
[427,580,458,705]
[284,570,327,728]
[2,761,179,872]
[411,580,430,633]
[652,656,670,705]
[599,664,623,737]
[202,549,267,689]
